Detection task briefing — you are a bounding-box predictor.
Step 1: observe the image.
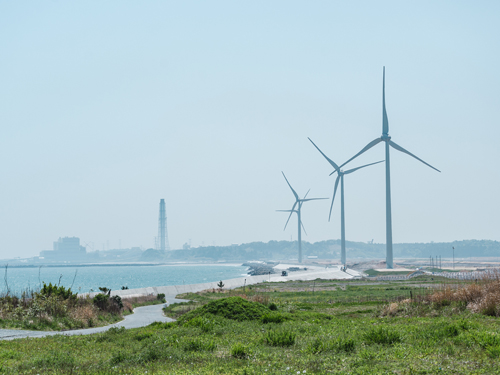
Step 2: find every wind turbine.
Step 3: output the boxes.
[278,172,327,263]
[308,138,383,266]
[339,67,440,269]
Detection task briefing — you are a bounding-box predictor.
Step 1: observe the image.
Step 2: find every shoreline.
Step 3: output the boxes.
[90,264,362,298]
[0,262,247,269]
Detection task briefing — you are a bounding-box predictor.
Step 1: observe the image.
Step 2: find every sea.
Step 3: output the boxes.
[1,264,249,296]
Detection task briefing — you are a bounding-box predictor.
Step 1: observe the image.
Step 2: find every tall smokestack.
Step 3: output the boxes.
[158,199,170,251]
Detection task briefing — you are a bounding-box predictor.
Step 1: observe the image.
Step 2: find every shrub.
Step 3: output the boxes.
[93,294,109,310]
[231,343,250,359]
[261,312,286,324]
[157,293,166,302]
[429,277,500,317]
[93,293,122,313]
[363,326,401,345]
[179,297,270,322]
[268,302,278,311]
[111,295,123,309]
[39,283,77,301]
[265,328,296,347]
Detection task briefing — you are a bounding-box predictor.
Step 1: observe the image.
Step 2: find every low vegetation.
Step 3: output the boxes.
[0,283,122,330]
[0,274,500,373]
[0,275,500,374]
[0,283,166,331]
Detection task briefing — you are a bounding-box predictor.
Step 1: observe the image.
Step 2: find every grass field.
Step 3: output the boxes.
[1,276,499,374]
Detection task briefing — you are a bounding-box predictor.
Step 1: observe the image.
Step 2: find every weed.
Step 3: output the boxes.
[231,342,250,358]
[486,345,500,358]
[265,328,296,347]
[363,326,401,345]
[110,351,128,365]
[183,338,216,352]
[261,312,286,324]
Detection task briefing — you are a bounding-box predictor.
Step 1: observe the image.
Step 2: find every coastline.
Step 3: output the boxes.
[90,264,362,298]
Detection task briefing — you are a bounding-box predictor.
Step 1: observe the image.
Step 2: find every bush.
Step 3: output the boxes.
[39,283,77,302]
[179,297,270,322]
[111,295,123,309]
[93,293,122,313]
[265,328,296,347]
[363,326,401,345]
[268,302,278,311]
[261,312,286,324]
[93,294,109,310]
[157,293,166,302]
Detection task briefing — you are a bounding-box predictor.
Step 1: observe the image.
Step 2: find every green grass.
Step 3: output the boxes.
[364,268,412,276]
[2,279,500,374]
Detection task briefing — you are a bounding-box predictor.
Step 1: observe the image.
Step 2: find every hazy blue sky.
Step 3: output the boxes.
[1,1,499,258]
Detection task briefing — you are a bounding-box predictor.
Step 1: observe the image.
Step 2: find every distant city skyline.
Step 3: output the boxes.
[1,2,499,258]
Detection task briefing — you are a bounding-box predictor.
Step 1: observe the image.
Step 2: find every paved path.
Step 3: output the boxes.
[0,296,187,341]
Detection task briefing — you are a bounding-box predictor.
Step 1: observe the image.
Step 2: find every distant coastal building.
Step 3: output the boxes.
[40,237,86,260]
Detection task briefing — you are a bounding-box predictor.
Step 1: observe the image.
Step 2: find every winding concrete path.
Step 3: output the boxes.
[0,296,187,341]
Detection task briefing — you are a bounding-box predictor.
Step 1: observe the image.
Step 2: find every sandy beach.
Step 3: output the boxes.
[104,264,362,299]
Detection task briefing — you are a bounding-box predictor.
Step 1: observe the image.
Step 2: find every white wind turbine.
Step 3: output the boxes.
[278,172,327,264]
[340,67,440,268]
[309,138,383,266]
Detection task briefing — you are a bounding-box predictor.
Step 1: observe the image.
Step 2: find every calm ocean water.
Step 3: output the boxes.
[2,264,249,295]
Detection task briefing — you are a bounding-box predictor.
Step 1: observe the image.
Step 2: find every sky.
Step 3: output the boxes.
[1,1,499,258]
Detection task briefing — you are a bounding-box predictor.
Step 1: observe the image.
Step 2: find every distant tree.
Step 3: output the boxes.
[217,280,224,292]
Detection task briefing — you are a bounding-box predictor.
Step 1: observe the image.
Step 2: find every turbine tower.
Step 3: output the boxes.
[158,199,170,251]
[340,67,440,268]
[308,138,383,266]
[278,172,327,263]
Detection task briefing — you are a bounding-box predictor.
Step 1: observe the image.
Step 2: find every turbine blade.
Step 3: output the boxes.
[338,138,383,170]
[308,137,340,173]
[284,210,294,230]
[303,189,310,199]
[382,66,389,136]
[301,220,308,236]
[301,198,328,202]
[344,160,385,175]
[328,175,341,221]
[282,172,299,200]
[388,140,441,172]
